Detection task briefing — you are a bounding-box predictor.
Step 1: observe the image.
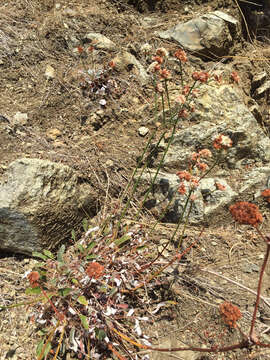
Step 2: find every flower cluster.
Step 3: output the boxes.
[261,189,270,203]
[28,271,40,288]
[86,261,105,279]
[219,301,242,328]
[176,149,212,195]
[192,71,210,83]
[231,71,240,84]
[229,201,263,226]
[174,49,187,63]
[213,135,232,150]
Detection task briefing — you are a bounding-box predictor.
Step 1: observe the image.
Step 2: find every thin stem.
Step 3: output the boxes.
[249,243,270,339]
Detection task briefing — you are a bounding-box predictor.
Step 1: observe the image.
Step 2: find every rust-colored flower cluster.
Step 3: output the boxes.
[219,301,242,328]
[174,49,187,63]
[229,201,263,226]
[262,189,270,203]
[192,71,209,83]
[231,71,240,84]
[213,134,232,150]
[28,271,40,288]
[86,262,105,279]
[176,149,212,195]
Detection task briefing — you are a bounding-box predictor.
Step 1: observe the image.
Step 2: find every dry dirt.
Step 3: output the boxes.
[1,0,270,359]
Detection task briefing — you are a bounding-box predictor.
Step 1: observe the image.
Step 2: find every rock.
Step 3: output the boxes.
[46,128,62,141]
[112,51,149,84]
[138,126,149,137]
[157,11,239,57]
[164,84,270,169]
[140,170,236,224]
[254,80,270,98]
[84,32,116,51]
[0,158,94,255]
[45,65,56,79]
[13,112,28,126]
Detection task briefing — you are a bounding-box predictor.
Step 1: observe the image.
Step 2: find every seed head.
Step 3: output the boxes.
[261,189,270,203]
[174,49,187,62]
[86,262,105,279]
[219,301,242,328]
[28,271,40,288]
[229,201,263,226]
[213,134,232,150]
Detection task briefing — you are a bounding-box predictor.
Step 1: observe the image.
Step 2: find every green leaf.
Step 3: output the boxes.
[32,252,48,261]
[82,218,88,232]
[109,287,118,296]
[77,295,88,306]
[114,234,131,247]
[57,244,65,263]
[58,288,72,297]
[25,287,42,295]
[71,229,76,242]
[36,339,51,359]
[79,314,89,330]
[86,254,97,260]
[95,328,106,341]
[86,241,96,252]
[43,249,54,259]
[72,278,79,285]
[77,244,84,253]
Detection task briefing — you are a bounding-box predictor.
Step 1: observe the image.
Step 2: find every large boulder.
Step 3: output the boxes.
[0,158,94,255]
[157,11,240,58]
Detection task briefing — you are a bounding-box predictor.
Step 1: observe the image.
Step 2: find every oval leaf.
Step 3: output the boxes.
[77,296,88,306]
[79,314,89,330]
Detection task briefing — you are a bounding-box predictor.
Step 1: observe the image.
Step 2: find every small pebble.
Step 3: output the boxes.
[138,126,149,137]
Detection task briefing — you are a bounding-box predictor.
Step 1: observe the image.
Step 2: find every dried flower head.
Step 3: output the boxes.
[231,71,240,84]
[178,183,186,195]
[262,189,270,203]
[155,83,164,93]
[175,94,186,104]
[147,61,161,73]
[199,149,212,158]
[178,109,188,118]
[229,201,263,226]
[174,49,187,62]
[192,71,209,83]
[77,46,84,54]
[156,47,168,57]
[159,68,171,80]
[182,85,190,95]
[108,60,116,68]
[196,162,208,171]
[213,134,232,150]
[152,55,163,64]
[177,170,191,181]
[216,182,226,191]
[28,271,40,288]
[219,301,242,328]
[86,262,105,279]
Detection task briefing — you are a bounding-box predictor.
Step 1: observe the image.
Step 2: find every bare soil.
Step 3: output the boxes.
[1,0,270,359]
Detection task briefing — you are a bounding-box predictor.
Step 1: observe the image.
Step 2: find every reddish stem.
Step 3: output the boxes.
[249,242,270,340]
[40,286,65,322]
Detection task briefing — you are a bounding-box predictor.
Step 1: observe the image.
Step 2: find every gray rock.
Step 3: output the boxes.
[112,51,149,84]
[84,32,116,51]
[0,158,94,255]
[164,84,270,169]
[12,112,28,126]
[157,11,239,57]
[141,170,236,224]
